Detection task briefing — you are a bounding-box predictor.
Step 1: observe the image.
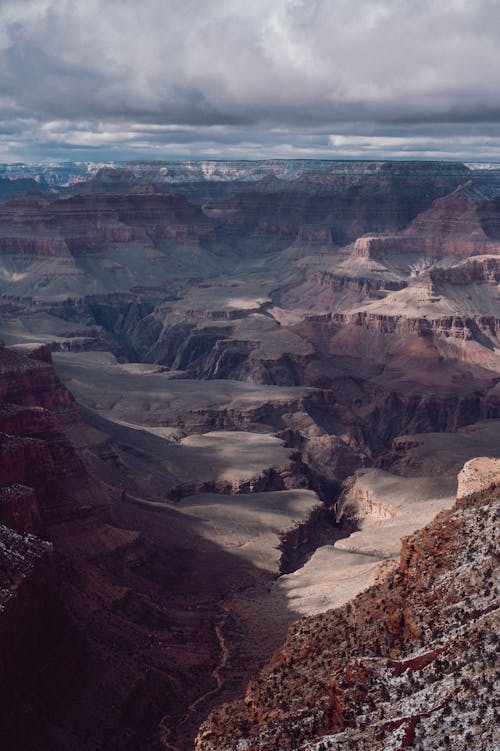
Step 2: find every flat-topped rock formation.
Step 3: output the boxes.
[382,419,500,477]
[170,488,322,573]
[51,350,318,432]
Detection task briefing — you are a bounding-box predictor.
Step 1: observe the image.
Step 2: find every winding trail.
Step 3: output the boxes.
[160,590,236,751]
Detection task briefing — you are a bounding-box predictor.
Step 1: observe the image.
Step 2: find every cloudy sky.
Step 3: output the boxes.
[1,0,499,162]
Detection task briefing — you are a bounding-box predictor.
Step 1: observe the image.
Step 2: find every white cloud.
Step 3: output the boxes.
[328,134,500,159]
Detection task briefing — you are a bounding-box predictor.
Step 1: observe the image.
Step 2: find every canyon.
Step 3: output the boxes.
[0,159,498,751]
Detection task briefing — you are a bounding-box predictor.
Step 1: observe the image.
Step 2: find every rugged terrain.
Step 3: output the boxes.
[197,460,499,751]
[0,342,315,751]
[0,159,498,750]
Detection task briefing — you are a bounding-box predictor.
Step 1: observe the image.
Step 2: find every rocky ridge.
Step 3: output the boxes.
[196,462,499,751]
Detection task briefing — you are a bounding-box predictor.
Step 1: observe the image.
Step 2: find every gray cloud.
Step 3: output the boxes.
[0,0,499,161]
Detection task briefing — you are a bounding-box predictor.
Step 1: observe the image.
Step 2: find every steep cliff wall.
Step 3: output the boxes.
[0,345,94,513]
[196,464,499,751]
[0,192,214,257]
[352,184,500,260]
[0,343,78,419]
[213,162,470,246]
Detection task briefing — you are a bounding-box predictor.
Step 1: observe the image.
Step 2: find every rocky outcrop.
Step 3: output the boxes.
[196,467,499,751]
[0,344,78,420]
[428,254,500,284]
[352,183,500,260]
[353,233,500,260]
[312,268,406,296]
[457,456,500,499]
[165,461,308,504]
[352,235,403,258]
[296,225,334,245]
[0,524,54,693]
[336,470,396,525]
[322,310,500,342]
[294,310,500,407]
[278,504,330,574]
[403,182,500,239]
[0,413,86,510]
[0,484,41,533]
[0,345,93,515]
[298,433,367,494]
[0,431,56,505]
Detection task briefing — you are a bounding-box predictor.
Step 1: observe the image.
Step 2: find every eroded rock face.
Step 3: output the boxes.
[196,471,499,751]
[0,344,98,577]
[0,335,258,751]
[0,192,214,255]
[0,524,54,695]
[0,343,77,418]
[457,457,500,499]
[210,161,471,247]
[0,190,224,302]
[353,183,500,260]
[428,254,500,284]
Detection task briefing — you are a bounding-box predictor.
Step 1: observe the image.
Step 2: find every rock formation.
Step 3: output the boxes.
[196,463,499,751]
[0,159,498,751]
[0,524,54,694]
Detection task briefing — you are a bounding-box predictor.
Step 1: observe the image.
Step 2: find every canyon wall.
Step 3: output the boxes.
[196,468,499,751]
[0,160,498,751]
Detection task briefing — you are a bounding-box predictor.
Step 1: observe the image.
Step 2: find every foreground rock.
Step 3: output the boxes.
[196,461,499,751]
[0,524,54,691]
[457,456,500,498]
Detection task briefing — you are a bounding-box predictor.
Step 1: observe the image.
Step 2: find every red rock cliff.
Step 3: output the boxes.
[196,467,499,751]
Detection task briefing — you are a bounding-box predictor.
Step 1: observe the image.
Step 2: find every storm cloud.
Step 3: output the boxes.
[0,0,499,161]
